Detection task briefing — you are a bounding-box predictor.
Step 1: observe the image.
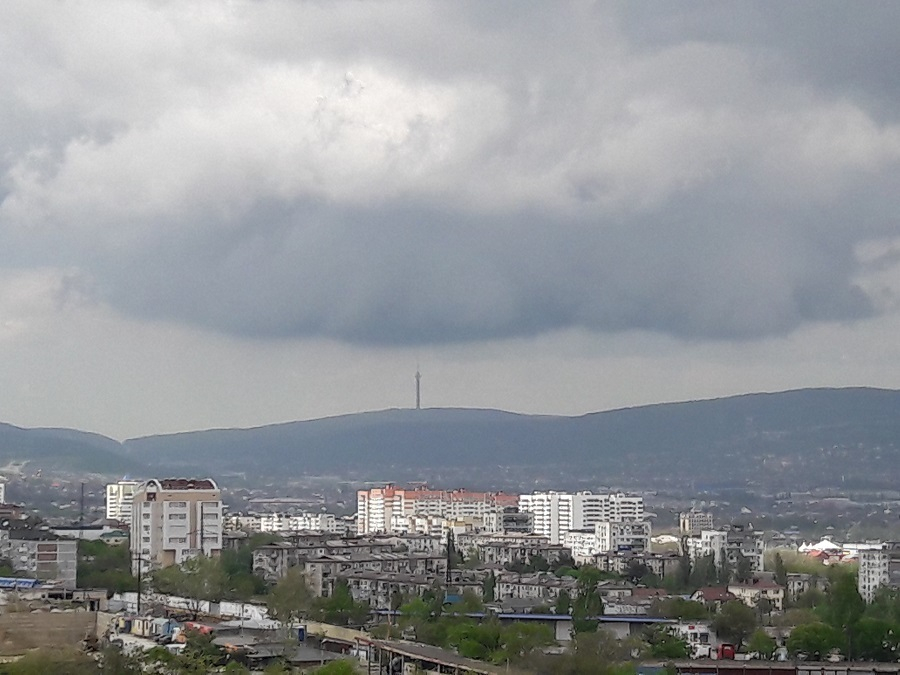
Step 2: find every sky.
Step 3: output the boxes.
[2,1,900,440]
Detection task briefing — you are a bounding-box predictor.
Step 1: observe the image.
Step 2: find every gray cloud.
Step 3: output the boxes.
[1,1,899,347]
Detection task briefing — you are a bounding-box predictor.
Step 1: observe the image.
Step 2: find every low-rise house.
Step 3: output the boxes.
[690,587,736,610]
[727,579,784,612]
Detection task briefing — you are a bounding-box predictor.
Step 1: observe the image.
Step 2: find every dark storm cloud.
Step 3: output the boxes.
[1,1,899,346]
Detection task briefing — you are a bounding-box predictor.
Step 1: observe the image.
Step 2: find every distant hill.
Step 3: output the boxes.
[0,422,138,474]
[0,388,897,484]
[118,387,900,486]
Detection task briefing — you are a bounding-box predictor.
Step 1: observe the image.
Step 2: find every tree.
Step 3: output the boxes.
[266,567,314,624]
[482,571,496,603]
[734,555,752,584]
[711,601,757,647]
[717,549,731,585]
[77,541,138,594]
[555,589,572,615]
[786,622,844,659]
[689,554,717,588]
[747,629,776,658]
[644,626,690,659]
[572,566,604,634]
[853,617,900,662]
[821,569,864,658]
[312,579,370,626]
[773,552,788,588]
[497,622,555,664]
[648,598,708,621]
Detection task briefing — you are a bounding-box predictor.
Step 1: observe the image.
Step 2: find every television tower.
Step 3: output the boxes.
[415,369,421,410]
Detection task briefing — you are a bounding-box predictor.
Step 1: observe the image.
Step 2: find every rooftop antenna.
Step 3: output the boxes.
[415,367,421,410]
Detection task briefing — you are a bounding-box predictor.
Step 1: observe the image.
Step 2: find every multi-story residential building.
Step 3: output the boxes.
[0,532,77,589]
[106,480,141,523]
[0,479,6,505]
[687,524,764,574]
[519,491,645,545]
[858,542,900,603]
[482,507,534,535]
[356,485,518,534]
[258,512,339,533]
[596,520,651,555]
[130,478,223,576]
[727,580,784,612]
[563,529,601,563]
[679,510,714,536]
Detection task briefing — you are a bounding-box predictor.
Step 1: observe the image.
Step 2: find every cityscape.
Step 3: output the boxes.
[2,1,900,673]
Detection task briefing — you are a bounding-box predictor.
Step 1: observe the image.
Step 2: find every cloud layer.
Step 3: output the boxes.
[2,1,900,346]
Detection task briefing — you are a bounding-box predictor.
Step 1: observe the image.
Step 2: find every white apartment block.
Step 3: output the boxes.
[519,491,645,545]
[131,478,223,576]
[596,520,651,554]
[258,512,339,533]
[0,479,6,505]
[688,526,764,574]
[563,529,601,563]
[106,480,140,523]
[858,542,900,603]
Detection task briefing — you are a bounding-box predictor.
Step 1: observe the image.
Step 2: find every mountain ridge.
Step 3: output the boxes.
[0,387,897,485]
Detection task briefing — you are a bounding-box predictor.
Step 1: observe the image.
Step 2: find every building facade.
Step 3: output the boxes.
[858,542,900,603]
[356,485,518,534]
[518,492,645,545]
[106,480,141,523]
[679,510,714,536]
[130,478,223,576]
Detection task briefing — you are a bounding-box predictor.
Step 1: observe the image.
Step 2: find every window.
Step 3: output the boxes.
[169,501,187,508]
[168,513,187,520]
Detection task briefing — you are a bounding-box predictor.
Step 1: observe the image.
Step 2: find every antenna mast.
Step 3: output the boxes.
[415,368,421,410]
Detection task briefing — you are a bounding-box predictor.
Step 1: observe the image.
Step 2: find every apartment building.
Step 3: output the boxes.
[596,520,651,555]
[356,485,518,534]
[687,524,764,574]
[258,512,339,533]
[0,532,77,589]
[130,478,223,576]
[858,542,900,603]
[679,509,714,536]
[518,491,645,545]
[106,480,141,523]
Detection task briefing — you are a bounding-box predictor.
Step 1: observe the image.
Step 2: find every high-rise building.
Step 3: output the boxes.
[518,491,645,545]
[356,485,518,534]
[106,480,140,522]
[130,478,222,576]
[680,509,714,535]
[859,542,900,603]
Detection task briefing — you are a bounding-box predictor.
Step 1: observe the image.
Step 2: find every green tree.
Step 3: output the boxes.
[853,617,900,662]
[266,567,314,623]
[76,541,138,593]
[689,554,717,588]
[555,589,572,615]
[734,554,752,584]
[482,571,496,603]
[648,598,708,621]
[312,579,370,626]
[773,552,788,588]
[786,622,844,659]
[572,566,604,634]
[717,549,731,585]
[497,622,555,664]
[711,601,757,647]
[821,569,864,659]
[747,629,776,658]
[644,626,690,659]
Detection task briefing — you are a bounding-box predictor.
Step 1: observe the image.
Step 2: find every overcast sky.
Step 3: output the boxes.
[2,1,900,440]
